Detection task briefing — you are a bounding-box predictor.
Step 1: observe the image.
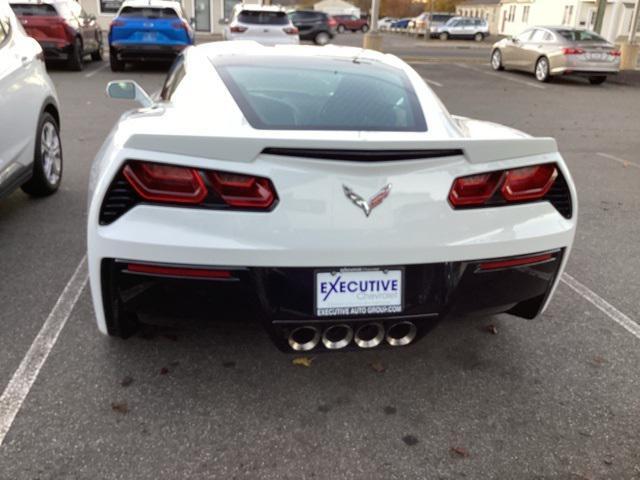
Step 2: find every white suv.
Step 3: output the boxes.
[223,4,299,45]
[0,0,62,199]
[433,16,489,41]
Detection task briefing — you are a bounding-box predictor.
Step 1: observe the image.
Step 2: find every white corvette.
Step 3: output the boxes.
[88,42,577,352]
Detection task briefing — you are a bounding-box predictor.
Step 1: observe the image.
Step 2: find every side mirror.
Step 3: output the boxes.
[190,16,196,28]
[219,18,229,25]
[106,80,154,108]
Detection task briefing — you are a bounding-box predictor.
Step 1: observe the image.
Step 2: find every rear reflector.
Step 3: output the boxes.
[448,172,503,206]
[230,25,247,33]
[501,164,557,201]
[127,263,232,279]
[123,161,207,204]
[478,253,554,271]
[283,27,299,34]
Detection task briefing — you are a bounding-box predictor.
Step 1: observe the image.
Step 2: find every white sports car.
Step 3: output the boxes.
[88,41,577,352]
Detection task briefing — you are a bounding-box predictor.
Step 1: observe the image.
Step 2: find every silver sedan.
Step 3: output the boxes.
[491,27,621,84]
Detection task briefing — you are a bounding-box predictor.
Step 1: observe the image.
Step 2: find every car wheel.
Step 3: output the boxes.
[535,57,551,82]
[67,37,84,71]
[110,53,125,72]
[439,32,449,41]
[361,24,369,33]
[589,75,607,85]
[91,40,104,61]
[474,32,484,42]
[491,49,504,71]
[337,24,345,33]
[21,112,62,197]
[314,31,330,45]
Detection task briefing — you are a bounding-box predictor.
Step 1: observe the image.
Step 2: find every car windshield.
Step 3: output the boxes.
[555,29,606,42]
[10,3,57,16]
[215,56,427,132]
[237,10,288,25]
[118,7,179,18]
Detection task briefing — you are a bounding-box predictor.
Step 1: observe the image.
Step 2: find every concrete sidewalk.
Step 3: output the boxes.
[609,69,640,86]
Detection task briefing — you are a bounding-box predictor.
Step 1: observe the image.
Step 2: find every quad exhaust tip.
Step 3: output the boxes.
[288,326,320,351]
[354,322,385,349]
[385,321,417,347]
[321,324,353,350]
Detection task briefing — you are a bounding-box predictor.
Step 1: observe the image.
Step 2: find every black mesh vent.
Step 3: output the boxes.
[99,174,138,225]
[543,171,572,219]
[262,148,464,162]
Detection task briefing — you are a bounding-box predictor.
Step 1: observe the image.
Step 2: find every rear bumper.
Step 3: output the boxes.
[101,251,564,351]
[110,43,188,62]
[39,41,73,60]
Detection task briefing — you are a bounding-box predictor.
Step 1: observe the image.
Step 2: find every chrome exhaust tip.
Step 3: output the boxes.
[385,321,417,347]
[288,326,320,351]
[321,324,353,350]
[354,322,384,349]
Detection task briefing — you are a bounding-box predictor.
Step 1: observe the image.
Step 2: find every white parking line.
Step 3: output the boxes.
[455,63,546,90]
[85,63,108,79]
[596,152,640,169]
[423,77,443,88]
[561,273,640,341]
[0,257,88,446]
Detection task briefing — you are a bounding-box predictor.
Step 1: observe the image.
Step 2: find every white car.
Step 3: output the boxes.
[0,0,62,200]
[223,4,299,45]
[378,17,397,31]
[88,42,577,352]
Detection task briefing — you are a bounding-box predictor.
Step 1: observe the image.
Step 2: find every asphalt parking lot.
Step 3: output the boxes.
[1,33,639,479]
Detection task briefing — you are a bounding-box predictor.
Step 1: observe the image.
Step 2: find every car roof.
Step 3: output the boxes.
[234,4,287,12]
[199,41,401,69]
[9,0,69,5]
[120,0,182,9]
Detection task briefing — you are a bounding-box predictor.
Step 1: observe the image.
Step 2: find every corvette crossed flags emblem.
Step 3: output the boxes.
[342,184,392,217]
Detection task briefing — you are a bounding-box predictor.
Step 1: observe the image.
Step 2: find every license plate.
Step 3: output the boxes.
[315,268,403,317]
[588,52,606,61]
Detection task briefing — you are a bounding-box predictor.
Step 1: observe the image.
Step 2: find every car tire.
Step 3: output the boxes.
[361,24,369,33]
[535,56,551,83]
[106,296,140,338]
[67,37,84,71]
[491,49,504,71]
[314,31,330,45]
[21,112,62,197]
[474,32,484,42]
[589,75,607,85]
[337,24,345,33]
[91,40,104,61]
[110,53,125,72]
[439,32,449,41]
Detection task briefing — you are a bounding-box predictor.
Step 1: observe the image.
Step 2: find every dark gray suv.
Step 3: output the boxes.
[288,10,335,45]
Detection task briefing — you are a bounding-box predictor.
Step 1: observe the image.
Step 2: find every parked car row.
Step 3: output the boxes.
[384,15,490,41]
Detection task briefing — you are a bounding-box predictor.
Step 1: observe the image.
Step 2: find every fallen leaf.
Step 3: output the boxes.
[623,160,630,168]
[111,402,129,414]
[120,376,133,387]
[402,435,419,446]
[485,324,498,335]
[292,356,313,367]
[450,446,470,458]
[159,367,169,375]
[603,458,613,466]
[592,355,606,366]
[370,361,386,373]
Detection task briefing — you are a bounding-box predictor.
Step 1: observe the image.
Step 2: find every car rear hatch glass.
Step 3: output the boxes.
[214,56,427,131]
[10,3,67,41]
[112,7,188,45]
[236,10,289,37]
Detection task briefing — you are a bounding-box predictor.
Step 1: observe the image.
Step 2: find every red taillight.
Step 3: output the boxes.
[127,263,232,279]
[562,47,584,55]
[110,20,125,28]
[501,164,557,201]
[123,161,207,204]
[230,25,247,33]
[328,17,337,27]
[208,172,276,209]
[478,253,554,271]
[448,172,503,206]
[449,164,559,208]
[283,26,299,35]
[610,50,621,57]
[171,19,190,32]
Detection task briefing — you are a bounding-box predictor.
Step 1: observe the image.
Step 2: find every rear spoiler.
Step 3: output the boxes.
[125,135,559,165]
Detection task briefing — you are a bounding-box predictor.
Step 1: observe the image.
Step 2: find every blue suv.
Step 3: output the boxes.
[108,0,194,71]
